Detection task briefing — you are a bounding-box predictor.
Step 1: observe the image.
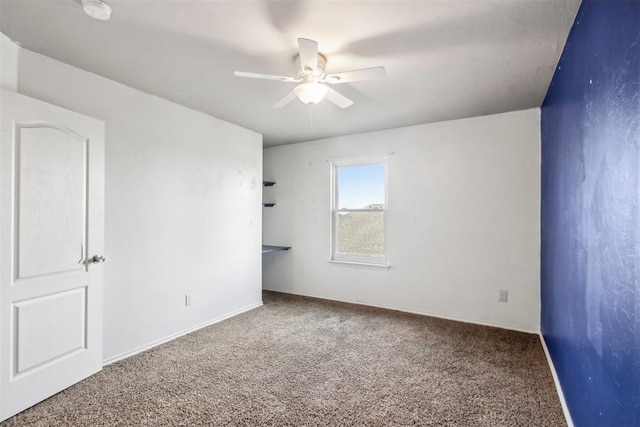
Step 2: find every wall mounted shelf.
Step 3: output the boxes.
[262,245,291,253]
[263,181,276,207]
[262,179,290,252]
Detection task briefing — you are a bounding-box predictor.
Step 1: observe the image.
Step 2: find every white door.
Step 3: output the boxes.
[0,89,105,421]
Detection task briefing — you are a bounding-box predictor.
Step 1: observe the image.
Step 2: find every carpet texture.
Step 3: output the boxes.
[2,291,566,426]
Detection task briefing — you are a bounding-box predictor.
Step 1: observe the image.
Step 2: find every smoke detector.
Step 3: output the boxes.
[82,0,112,21]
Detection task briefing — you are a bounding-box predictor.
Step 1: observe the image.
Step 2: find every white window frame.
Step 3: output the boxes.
[330,156,389,267]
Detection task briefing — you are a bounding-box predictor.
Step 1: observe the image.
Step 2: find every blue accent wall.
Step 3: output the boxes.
[541,0,640,426]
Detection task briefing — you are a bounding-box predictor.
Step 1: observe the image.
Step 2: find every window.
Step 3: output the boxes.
[331,158,388,265]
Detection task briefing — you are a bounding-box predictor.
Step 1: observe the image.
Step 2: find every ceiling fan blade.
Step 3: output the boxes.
[323,66,386,84]
[273,91,298,108]
[298,38,318,74]
[234,71,298,82]
[325,88,354,109]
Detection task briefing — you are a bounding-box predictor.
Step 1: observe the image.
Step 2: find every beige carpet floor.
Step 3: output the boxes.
[2,291,566,426]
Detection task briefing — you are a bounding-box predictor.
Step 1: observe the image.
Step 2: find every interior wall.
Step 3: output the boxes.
[0,32,18,91]
[263,109,541,332]
[17,49,263,362]
[540,0,640,425]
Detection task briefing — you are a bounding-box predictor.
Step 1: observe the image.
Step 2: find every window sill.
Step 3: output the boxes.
[328,259,391,270]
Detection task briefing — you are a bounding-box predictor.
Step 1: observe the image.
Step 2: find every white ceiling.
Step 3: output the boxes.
[0,0,580,147]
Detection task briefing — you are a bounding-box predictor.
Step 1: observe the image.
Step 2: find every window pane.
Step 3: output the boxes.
[336,211,384,256]
[337,164,385,209]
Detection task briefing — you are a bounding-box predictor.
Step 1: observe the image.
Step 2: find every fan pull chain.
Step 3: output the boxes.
[308,105,313,128]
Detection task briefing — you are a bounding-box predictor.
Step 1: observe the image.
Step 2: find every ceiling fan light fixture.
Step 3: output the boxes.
[294,83,329,105]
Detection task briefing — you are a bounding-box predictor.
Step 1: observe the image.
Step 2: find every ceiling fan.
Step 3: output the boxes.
[234,38,385,109]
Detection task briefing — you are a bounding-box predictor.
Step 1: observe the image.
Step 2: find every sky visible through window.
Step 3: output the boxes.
[337,164,385,209]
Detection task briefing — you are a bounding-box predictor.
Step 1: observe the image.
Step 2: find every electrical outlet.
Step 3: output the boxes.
[499,290,508,303]
[185,294,192,306]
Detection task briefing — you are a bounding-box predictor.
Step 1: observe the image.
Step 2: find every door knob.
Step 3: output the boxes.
[90,255,106,264]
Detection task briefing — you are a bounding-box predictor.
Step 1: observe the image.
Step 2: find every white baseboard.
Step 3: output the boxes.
[263,288,538,334]
[539,333,574,427]
[102,301,263,366]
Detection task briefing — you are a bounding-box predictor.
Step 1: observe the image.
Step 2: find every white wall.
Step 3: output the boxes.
[18,49,263,361]
[263,109,541,332]
[0,32,18,91]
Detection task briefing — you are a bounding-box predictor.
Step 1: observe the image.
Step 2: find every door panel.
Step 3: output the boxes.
[0,89,104,421]
[14,287,87,375]
[17,125,87,279]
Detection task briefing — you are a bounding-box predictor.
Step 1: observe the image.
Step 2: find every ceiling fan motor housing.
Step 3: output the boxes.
[295,53,327,80]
